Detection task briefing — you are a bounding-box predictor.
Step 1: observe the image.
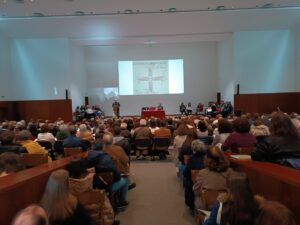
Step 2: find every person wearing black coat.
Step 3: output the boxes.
[0,130,27,154]
[183,140,206,210]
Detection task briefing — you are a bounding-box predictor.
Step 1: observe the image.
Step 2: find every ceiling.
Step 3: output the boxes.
[0,0,300,45]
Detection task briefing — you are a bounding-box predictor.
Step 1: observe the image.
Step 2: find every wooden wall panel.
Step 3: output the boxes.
[0,99,72,122]
[234,92,300,114]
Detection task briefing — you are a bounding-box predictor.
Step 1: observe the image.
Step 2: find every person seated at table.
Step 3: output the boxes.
[203,173,259,225]
[37,124,56,145]
[0,152,25,177]
[251,112,300,168]
[222,117,257,153]
[0,130,27,154]
[193,146,234,210]
[157,103,163,110]
[12,204,49,225]
[133,119,153,159]
[186,102,192,115]
[179,102,186,115]
[16,130,52,162]
[63,125,89,151]
[183,140,206,211]
[40,169,96,225]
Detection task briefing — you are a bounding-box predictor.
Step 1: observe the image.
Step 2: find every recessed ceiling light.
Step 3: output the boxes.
[32,12,44,17]
[168,7,177,12]
[216,6,226,10]
[123,9,133,14]
[74,11,85,16]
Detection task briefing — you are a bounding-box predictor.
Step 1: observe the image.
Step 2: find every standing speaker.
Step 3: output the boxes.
[237,84,240,95]
[217,92,221,104]
[65,89,69,100]
[85,96,89,105]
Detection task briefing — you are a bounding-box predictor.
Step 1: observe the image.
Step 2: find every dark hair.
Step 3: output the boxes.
[92,140,103,151]
[40,124,49,133]
[113,125,121,136]
[160,119,167,127]
[68,125,77,135]
[204,146,229,172]
[0,130,15,144]
[222,173,259,225]
[176,124,188,136]
[270,113,299,139]
[66,156,88,178]
[255,201,296,225]
[149,119,157,128]
[233,117,250,133]
[0,152,25,173]
[197,120,207,132]
[218,119,232,134]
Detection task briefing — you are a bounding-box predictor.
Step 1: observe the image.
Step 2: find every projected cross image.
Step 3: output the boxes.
[133,61,169,95]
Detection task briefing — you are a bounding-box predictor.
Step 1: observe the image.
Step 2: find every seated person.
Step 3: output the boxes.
[154,119,172,139]
[186,102,192,115]
[203,173,259,225]
[12,204,49,225]
[222,117,256,152]
[133,119,153,158]
[67,156,119,225]
[179,102,186,115]
[212,119,232,146]
[41,169,96,225]
[0,152,25,177]
[193,146,234,210]
[0,130,27,154]
[37,124,56,145]
[16,130,51,162]
[63,125,89,151]
[56,124,70,141]
[250,119,270,142]
[88,141,129,208]
[197,120,209,138]
[76,124,93,142]
[157,103,163,110]
[149,119,159,134]
[183,140,206,210]
[113,125,130,158]
[251,112,300,168]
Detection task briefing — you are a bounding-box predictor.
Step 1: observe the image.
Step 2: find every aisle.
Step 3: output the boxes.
[116,160,194,225]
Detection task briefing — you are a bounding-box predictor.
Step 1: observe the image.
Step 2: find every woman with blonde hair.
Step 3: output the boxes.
[40,169,96,225]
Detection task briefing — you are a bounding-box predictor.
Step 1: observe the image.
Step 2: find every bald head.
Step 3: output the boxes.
[103,133,113,145]
[12,205,48,225]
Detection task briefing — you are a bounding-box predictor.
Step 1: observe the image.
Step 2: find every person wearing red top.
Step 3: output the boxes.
[222,117,256,152]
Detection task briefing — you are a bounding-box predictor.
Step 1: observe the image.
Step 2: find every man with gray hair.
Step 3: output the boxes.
[133,119,152,159]
[183,139,206,210]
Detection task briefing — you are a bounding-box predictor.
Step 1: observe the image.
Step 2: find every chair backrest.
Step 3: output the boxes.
[64,147,82,157]
[76,189,105,225]
[97,172,114,185]
[37,141,52,150]
[200,189,228,210]
[198,136,213,145]
[183,155,190,165]
[237,147,256,155]
[153,137,171,150]
[21,153,48,167]
[54,141,64,155]
[135,138,152,150]
[191,169,200,184]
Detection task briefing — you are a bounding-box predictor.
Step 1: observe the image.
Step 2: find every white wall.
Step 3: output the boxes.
[234,30,296,94]
[85,42,218,116]
[10,38,70,100]
[70,45,87,110]
[0,33,12,100]
[217,37,234,103]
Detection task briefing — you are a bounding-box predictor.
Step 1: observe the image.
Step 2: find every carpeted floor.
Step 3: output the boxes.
[116,159,194,225]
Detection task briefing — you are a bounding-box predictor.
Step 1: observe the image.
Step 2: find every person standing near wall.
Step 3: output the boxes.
[112,100,120,118]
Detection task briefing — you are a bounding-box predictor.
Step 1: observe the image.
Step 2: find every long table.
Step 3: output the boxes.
[0,152,87,225]
[229,158,300,225]
[141,110,165,118]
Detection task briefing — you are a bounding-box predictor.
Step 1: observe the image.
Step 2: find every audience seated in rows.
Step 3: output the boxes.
[183,139,206,210]
[222,117,257,153]
[67,156,119,225]
[16,130,52,162]
[0,152,25,177]
[0,130,27,154]
[63,125,89,151]
[251,112,300,168]
[37,124,56,145]
[193,146,234,210]
[41,169,97,225]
